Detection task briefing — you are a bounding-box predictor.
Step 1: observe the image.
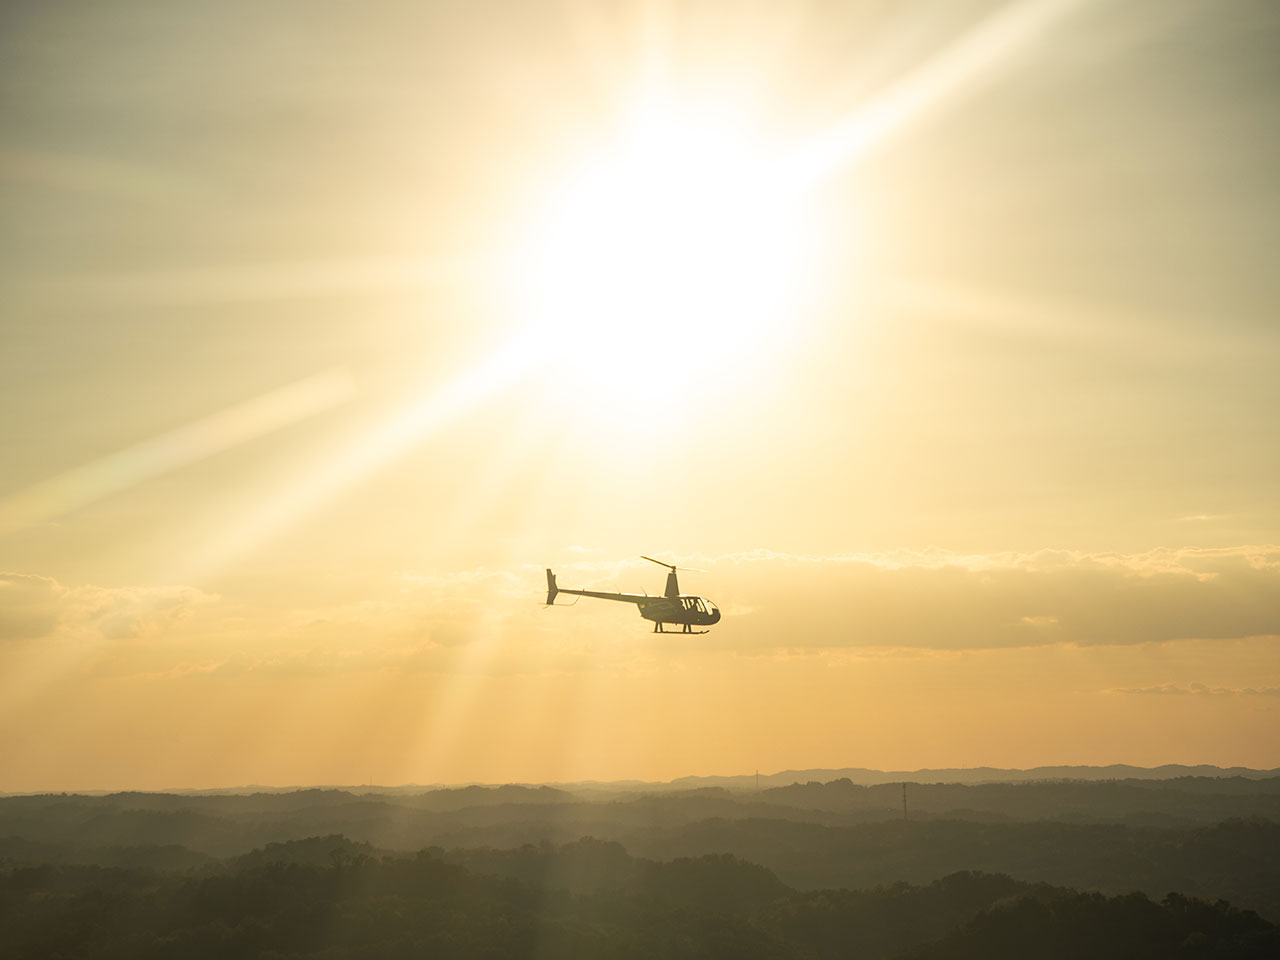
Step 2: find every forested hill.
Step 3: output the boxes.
[2,839,1276,959]
[757,776,1280,820]
[2,777,1279,920]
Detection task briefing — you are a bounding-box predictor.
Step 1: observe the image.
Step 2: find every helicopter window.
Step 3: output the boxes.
[694,598,706,614]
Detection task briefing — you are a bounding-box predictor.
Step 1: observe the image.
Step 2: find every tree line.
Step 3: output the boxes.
[1,835,1275,959]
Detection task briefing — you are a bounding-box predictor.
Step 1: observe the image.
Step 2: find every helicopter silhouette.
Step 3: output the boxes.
[545,556,721,633]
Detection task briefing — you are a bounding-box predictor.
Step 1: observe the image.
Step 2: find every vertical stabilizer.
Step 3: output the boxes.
[546,569,558,605]
[665,568,680,598]
[641,556,684,599]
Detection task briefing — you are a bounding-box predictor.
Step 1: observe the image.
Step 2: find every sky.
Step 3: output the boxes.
[1,0,1278,791]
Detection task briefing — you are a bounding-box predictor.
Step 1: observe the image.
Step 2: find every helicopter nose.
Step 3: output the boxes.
[710,608,721,624]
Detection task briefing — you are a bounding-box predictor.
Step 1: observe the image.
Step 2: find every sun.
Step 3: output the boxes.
[515,95,817,417]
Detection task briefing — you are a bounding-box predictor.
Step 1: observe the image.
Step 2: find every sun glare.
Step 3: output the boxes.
[518,98,815,414]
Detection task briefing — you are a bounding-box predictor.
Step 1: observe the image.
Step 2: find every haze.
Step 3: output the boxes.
[1,0,1278,792]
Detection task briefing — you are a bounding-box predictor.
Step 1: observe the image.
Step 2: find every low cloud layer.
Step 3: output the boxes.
[1114,683,1280,697]
[0,571,215,643]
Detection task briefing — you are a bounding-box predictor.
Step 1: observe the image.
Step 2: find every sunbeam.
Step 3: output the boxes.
[9,255,486,310]
[793,0,1092,185]
[182,337,543,580]
[0,370,355,537]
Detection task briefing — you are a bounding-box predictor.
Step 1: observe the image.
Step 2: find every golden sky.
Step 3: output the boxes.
[2,0,1278,790]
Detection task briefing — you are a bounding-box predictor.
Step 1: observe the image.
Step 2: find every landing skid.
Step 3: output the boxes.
[652,623,709,635]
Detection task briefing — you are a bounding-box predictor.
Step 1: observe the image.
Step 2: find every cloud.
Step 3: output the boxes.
[0,571,217,643]
[626,545,1280,651]
[1113,683,1280,697]
[66,582,216,640]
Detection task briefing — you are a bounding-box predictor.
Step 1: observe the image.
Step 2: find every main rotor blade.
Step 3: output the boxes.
[641,555,704,573]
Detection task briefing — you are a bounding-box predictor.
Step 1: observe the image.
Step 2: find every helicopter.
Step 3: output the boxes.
[545,556,721,633]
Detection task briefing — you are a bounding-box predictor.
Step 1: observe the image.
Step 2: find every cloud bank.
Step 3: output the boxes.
[589,545,1280,651]
[0,571,215,643]
[1114,683,1280,697]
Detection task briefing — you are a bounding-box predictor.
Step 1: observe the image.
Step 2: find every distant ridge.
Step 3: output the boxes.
[662,764,1280,791]
[12,764,1277,798]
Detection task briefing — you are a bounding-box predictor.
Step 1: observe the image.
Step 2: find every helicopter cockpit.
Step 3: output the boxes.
[679,597,719,618]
